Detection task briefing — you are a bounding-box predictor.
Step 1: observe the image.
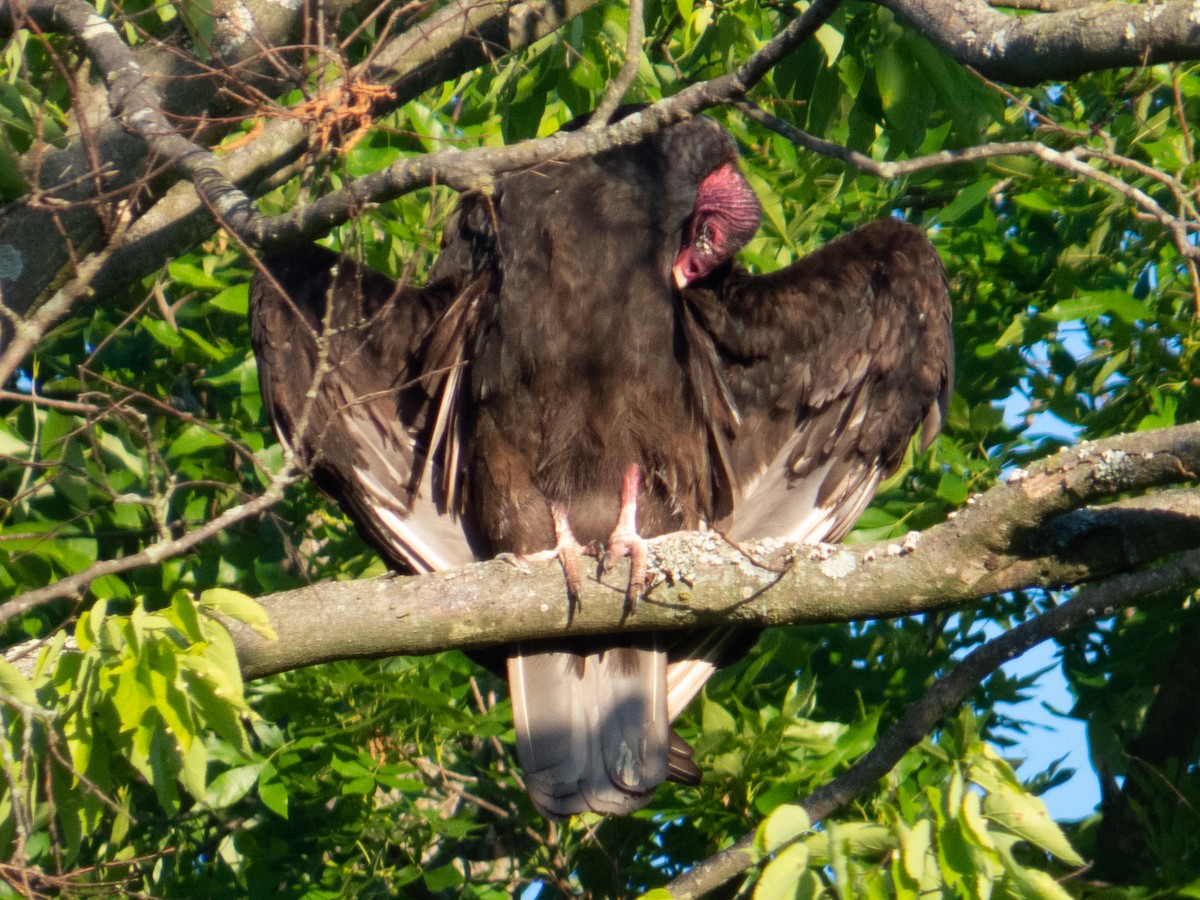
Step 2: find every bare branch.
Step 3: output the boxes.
[878,0,1200,85]
[664,544,1200,897]
[987,0,1095,10]
[217,424,1200,681]
[588,0,648,128]
[8,1,254,223]
[0,0,341,342]
[0,0,608,361]
[0,205,132,386]
[0,466,298,627]
[737,100,1200,264]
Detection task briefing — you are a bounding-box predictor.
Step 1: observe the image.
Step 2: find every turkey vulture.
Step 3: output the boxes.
[249,114,954,818]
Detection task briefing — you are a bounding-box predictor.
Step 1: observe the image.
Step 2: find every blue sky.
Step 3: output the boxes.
[993,327,1099,821]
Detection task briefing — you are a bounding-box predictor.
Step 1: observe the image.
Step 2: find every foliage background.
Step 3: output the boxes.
[1,0,1198,896]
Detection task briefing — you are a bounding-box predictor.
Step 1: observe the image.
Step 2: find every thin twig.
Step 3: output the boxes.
[735,99,1200,266]
[0,466,299,628]
[589,0,647,128]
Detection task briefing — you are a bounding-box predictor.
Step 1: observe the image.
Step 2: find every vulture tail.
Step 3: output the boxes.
[508,639,698,817]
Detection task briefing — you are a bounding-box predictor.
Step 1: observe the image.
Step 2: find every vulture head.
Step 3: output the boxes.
[672,159,763,288]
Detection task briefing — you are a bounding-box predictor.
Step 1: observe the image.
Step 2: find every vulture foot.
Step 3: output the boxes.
[519,501,587,621]
[601,465,649,615]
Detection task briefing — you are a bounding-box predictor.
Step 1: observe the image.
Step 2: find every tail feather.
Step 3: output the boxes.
[508,640,680,817]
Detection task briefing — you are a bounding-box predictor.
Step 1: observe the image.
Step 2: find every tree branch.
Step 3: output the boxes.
[878,0,1200,85]
[0,0,344,346]
[663,543,1200,897]
[588,0,648,128]
[217,423,1200,681]
[0,0,608,371]
[736,100,1200,265]
[0,467,298,628]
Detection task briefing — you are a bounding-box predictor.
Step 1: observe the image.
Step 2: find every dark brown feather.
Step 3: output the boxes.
[441,118,747,817]
[663,218,953,721]
[686,217,953,545]
[249,243,485,572]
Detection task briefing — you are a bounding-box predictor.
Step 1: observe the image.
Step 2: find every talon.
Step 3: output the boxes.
[625,537,647,614]
[558,541,583,617]
[549,501,585,622]
[606,464,648,615]
[514,502,586,620]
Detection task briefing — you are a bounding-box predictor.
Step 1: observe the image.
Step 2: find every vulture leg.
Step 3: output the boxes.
[518,502,588,617]
[602,464,649,612]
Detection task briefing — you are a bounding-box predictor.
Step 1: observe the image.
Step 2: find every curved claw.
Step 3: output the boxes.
[605,535,647,615]
[605,464,648,615]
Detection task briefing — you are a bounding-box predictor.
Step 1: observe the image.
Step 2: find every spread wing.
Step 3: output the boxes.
[249,242,484,574]
[699,217,953,544]
[666,217,954,718]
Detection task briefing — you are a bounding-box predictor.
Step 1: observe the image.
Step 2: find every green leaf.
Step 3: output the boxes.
[141,317,184,349]
[1042,290,1150,324]
[423,863,464,892]
[199,587,277,639]
[0,140,28,199]
[168,259,226,290]
[205,763,264,809]
[901,818,932,882]
[974,757,1084,867]
[178,733,209,799]
[995,313,1029,349]
[1012,189,1057,213]
[814,24,844,66]
[205,283,249,316]
[939,180,995,224]
[1176,879,1200,899]
[186,676,250,753]
[164,424,227,460]
[702,694,738,736]
[258,763,289,819]
[1003,864,1074,900]
[755,842,809,900]
[0,421,29,456]
[756,804,811,855]
[0,658,37,707]
[936,470,968,505]
[182,328,225,363]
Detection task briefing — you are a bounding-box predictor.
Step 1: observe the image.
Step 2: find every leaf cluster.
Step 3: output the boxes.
[2,1,1200,896]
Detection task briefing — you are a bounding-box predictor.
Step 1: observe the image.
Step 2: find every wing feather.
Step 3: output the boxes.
[690,216,953,544]
[667,217,954,720]
[249,244,481,574]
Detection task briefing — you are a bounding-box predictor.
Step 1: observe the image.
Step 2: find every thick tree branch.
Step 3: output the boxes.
[663,544,1200,897]
[218,423,1200,680]
[8,0,256,221]
[0,0,345,344]
[878,0,1200,85]
[0,0,608,372]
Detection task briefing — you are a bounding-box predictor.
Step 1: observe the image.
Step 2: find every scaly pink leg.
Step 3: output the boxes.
[520,501,586,617]
[604,464,648,612]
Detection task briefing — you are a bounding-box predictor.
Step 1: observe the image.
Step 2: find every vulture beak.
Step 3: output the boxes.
[672,262,689,289]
